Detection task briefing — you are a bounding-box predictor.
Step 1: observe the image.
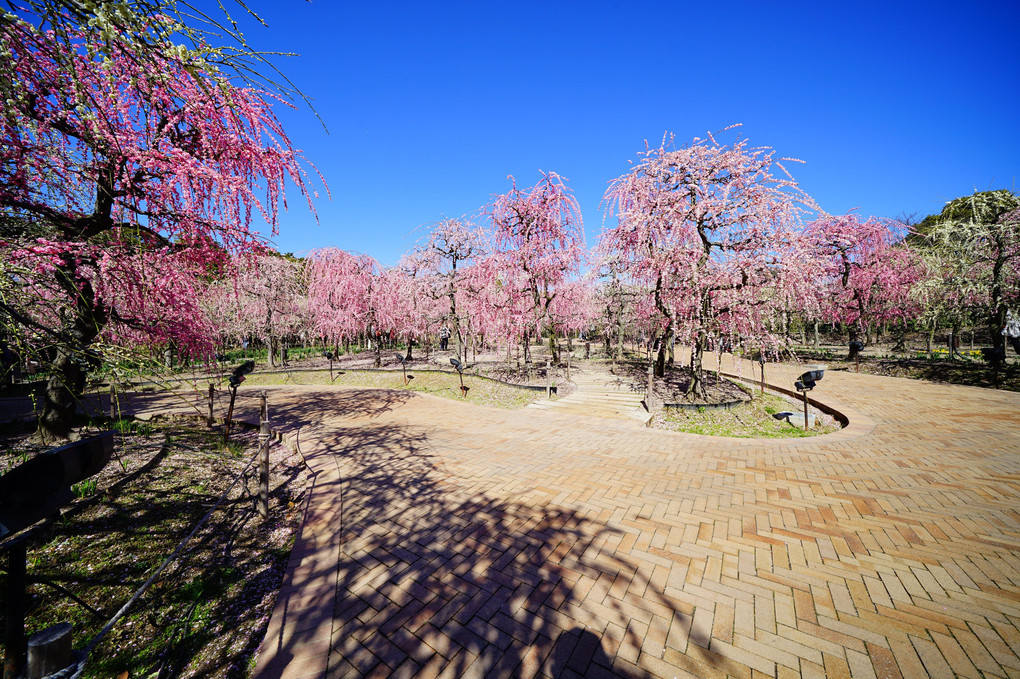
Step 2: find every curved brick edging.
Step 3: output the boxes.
[718,366,878,441]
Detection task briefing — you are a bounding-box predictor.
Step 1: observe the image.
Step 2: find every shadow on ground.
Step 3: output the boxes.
[297,419,734,678]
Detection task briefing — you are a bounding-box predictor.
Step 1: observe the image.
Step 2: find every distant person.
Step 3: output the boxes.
[439,325,451,351]
[1005,309,1020,355]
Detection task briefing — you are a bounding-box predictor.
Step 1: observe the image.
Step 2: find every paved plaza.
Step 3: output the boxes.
[25,356,1020,678]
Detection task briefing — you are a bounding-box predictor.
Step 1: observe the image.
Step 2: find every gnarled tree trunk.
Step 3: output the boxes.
[38,271,107,443]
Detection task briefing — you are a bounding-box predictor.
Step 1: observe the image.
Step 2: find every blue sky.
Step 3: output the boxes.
[229,1,1019,266]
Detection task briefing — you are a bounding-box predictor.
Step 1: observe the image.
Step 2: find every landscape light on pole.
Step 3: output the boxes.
[224,360,255,442]
[323,351,334,381]
[793,369,824,431]
[394,353,413,385]
[758,353,767,394]
[450,358,469,397]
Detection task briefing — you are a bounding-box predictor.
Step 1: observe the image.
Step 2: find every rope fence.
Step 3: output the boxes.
[5,392,278,679]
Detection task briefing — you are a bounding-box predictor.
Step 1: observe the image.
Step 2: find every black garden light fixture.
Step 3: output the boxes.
[323,351,335,381]
[980,346,1006,364]
[793,368,824,431]
[394,353,413,385]
[450,358,469,397]
[758,352,767,394]
[224,360,255,442]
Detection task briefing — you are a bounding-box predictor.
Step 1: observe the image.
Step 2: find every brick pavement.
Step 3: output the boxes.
[41,358,1020,678]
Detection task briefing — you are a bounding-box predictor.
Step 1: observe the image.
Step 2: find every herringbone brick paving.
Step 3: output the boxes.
[78,356,1020,678]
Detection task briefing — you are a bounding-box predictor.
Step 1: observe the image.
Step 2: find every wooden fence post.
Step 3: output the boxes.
[26,623,71,679]
[259,391,270,520]
[208,384,215,426]
[646,361,653,409]
[3,541,27,679]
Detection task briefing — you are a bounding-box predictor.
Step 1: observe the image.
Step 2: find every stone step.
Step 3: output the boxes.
[558,394,644,404]
[529,399,626,410]
[527,403,648,421]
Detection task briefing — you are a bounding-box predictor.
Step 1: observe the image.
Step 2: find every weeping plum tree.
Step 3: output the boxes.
[306,248,381,363]
[413,218,485,359]
[601,129,814,398]
[232,254,307,367]
[803,215,922,359]
[489,172,584,365]
[0,7,315,440]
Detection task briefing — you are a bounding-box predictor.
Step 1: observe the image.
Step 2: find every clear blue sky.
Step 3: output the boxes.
[229,1,1019,266]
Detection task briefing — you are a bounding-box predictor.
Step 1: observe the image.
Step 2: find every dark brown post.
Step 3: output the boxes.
[646,361,653,410]
[109,382,116,420]
[224,385,237,443]
[3,541,27,679]
[259,390,270,520]
[546,360,551,398]
[207,383,215,426]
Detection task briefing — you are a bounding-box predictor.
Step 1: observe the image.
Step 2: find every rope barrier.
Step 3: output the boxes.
[35,437,269,679]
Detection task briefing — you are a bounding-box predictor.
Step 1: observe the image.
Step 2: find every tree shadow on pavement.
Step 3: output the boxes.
[91,387,416,432]
[306,420,737,678]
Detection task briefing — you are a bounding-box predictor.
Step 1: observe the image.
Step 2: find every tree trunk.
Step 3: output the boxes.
[949,324,962,360]
[38,274,107,442]
[685,333,707,399]
[892,319,907,352]
[615,313,624,360]
[847,326,862,361]
[813,320,819,349]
